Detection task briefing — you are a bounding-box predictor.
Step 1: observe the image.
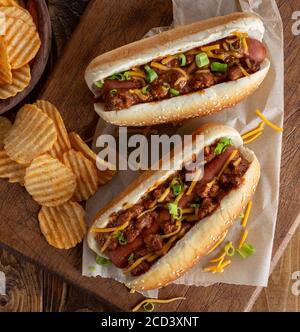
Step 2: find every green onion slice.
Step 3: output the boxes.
[170,177,184,196]
[170,88,180,96]
[124,71,131,80]
[113,232,127,245]
[110,89,118,95]
[96,256,111,265]
[211,62,228,72]
[195,52,209,68]
[179,54,187,66]
[128,253,135,262]
[224,242,235,257]
[143,302,155,312]
[167,202,182,220]
[94,80,104,88]
[144,65,158,83]
[214,137,232,155]
[141,85,150,94]
[237,243,256,259]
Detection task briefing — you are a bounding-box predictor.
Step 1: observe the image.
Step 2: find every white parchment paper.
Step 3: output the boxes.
[0,271,5,295]
[83,0,283,295]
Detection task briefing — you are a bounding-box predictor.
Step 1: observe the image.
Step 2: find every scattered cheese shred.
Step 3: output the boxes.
[100,233,113,252]
[132,297,186,312]
[157,187,171,203]
[161,55,177,65]
[126,70,146,78]
[219,259,232,269]
[239,64,250,77]
[206,50,225,60]
[242,201,253,228]
[241,122,265,140]
[150,61,169,71]
[238,229,249,249]
[217,150,238,179]
[242,37,248,53]
[123,254,152,274]
[256,109,283,133]
[186,168,202,196]
[207,230,228,254]
[201,44,220,52]
[160,220,182,239]
[209,251,226,263]
[243,131,263,145]
[91,221,129,233]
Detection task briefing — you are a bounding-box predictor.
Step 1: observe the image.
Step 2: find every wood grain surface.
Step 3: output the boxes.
[0,0,299,312]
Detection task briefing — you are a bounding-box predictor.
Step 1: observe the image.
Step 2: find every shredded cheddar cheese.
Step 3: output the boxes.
[157,187,171,203]
[123,254,152,274]
[241,122,265,140]
[242,201,253,228]
[238,64,250,77]
[206,50,226,60]
[243,131,263,145]
[132,297,186,312]
[160,220,182,239]
[137,204,160,219]
[233,157,242,167]
[217,256,225,268]
[255,109,283,133]
[161,55,177,65]
[126,70,146,78]
[129,89,149,101]
[231,31,248,38]
[91,221,129,233]
[162,235,178,255]
[129,289,136,294]
[182,208,195,214]
[207,230,228,254]
[219,259,231,269]
[217,150,238,179]
[201,44,220,52]
[171,67,189,78]
[209,251,226,263]
[174,76,187,86]
[242,37,248,54]
[186,168,202,196]
[238,229,249,249]
[150,61,169,71]
[184,215,199,222]
[100,234,113,252]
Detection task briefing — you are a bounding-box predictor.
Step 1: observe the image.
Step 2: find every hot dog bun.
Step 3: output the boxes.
[87,123,260,290]
[85,12,270,126]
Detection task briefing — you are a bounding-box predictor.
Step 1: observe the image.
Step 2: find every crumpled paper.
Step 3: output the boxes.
[0,271,5,295]
[83,0,283,296]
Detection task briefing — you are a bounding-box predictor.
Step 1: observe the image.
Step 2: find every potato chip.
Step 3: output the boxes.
[0,116,12,149]
[62,149,99,201]
[24,154,76,207]
[38,201,86,249]
[0,64,30,99]
[4,104,57,164]
[0,0,18,6]
[35,100,71,160]
[0,149,26,184]
[4,16,41,69]
[0,36,12,84]
[69,132,117,185]
[0,6,34,27]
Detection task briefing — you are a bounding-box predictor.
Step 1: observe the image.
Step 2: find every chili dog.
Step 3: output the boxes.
[85,12,270,126]
[87,124,260,290]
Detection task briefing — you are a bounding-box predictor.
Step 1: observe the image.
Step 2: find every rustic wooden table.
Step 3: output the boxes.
[0,0,299,312]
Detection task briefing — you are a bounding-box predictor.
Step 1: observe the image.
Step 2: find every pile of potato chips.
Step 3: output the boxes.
[0,0,41,100]
[0,100,116,249]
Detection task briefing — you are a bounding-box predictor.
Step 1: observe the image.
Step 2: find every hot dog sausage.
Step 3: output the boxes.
[246,38,267,64]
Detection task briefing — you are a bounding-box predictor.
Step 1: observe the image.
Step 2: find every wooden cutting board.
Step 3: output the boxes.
[0,0,299,311]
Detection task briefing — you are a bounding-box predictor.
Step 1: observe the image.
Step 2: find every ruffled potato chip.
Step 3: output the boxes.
[24,154,76,207]
[38,201,86,249]
[4,104,57,164]
[69,132,117,185]
[4,16,40,69]
[0,5,34,27]
[0,116,12,149]
[0,0,18,6]
[35,100,71,161]
[63,149,99,201]
[0,149,26,184]
[0,36,12,84]
[0,64,30,99]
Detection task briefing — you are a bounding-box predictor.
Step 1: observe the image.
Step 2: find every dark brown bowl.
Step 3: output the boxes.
[0,0,51,115]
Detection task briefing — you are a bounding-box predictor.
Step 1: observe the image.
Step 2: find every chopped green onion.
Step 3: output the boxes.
[190,203,200,208]
[179,54,187,66]
[141,85,150,94]
[167,202,182,220]
[96,256,111,265]
[214,137,232,155]
[211,62,228,72]
[170,88,180,96]
[128,253,135,262]
[94,80,104,88]
[143,302,154,312]
[144,65,158,83]
[229,38,242,52]
[88,266,96,272]
[124,71,131,80]
[113,232,127,245]
[108,73,125,81]
[195,52,209,68]
[224,242,235,257]
[110,89,118,95]
[239,212,245,219]
[170,177,184,196]
[237,243,256,258]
